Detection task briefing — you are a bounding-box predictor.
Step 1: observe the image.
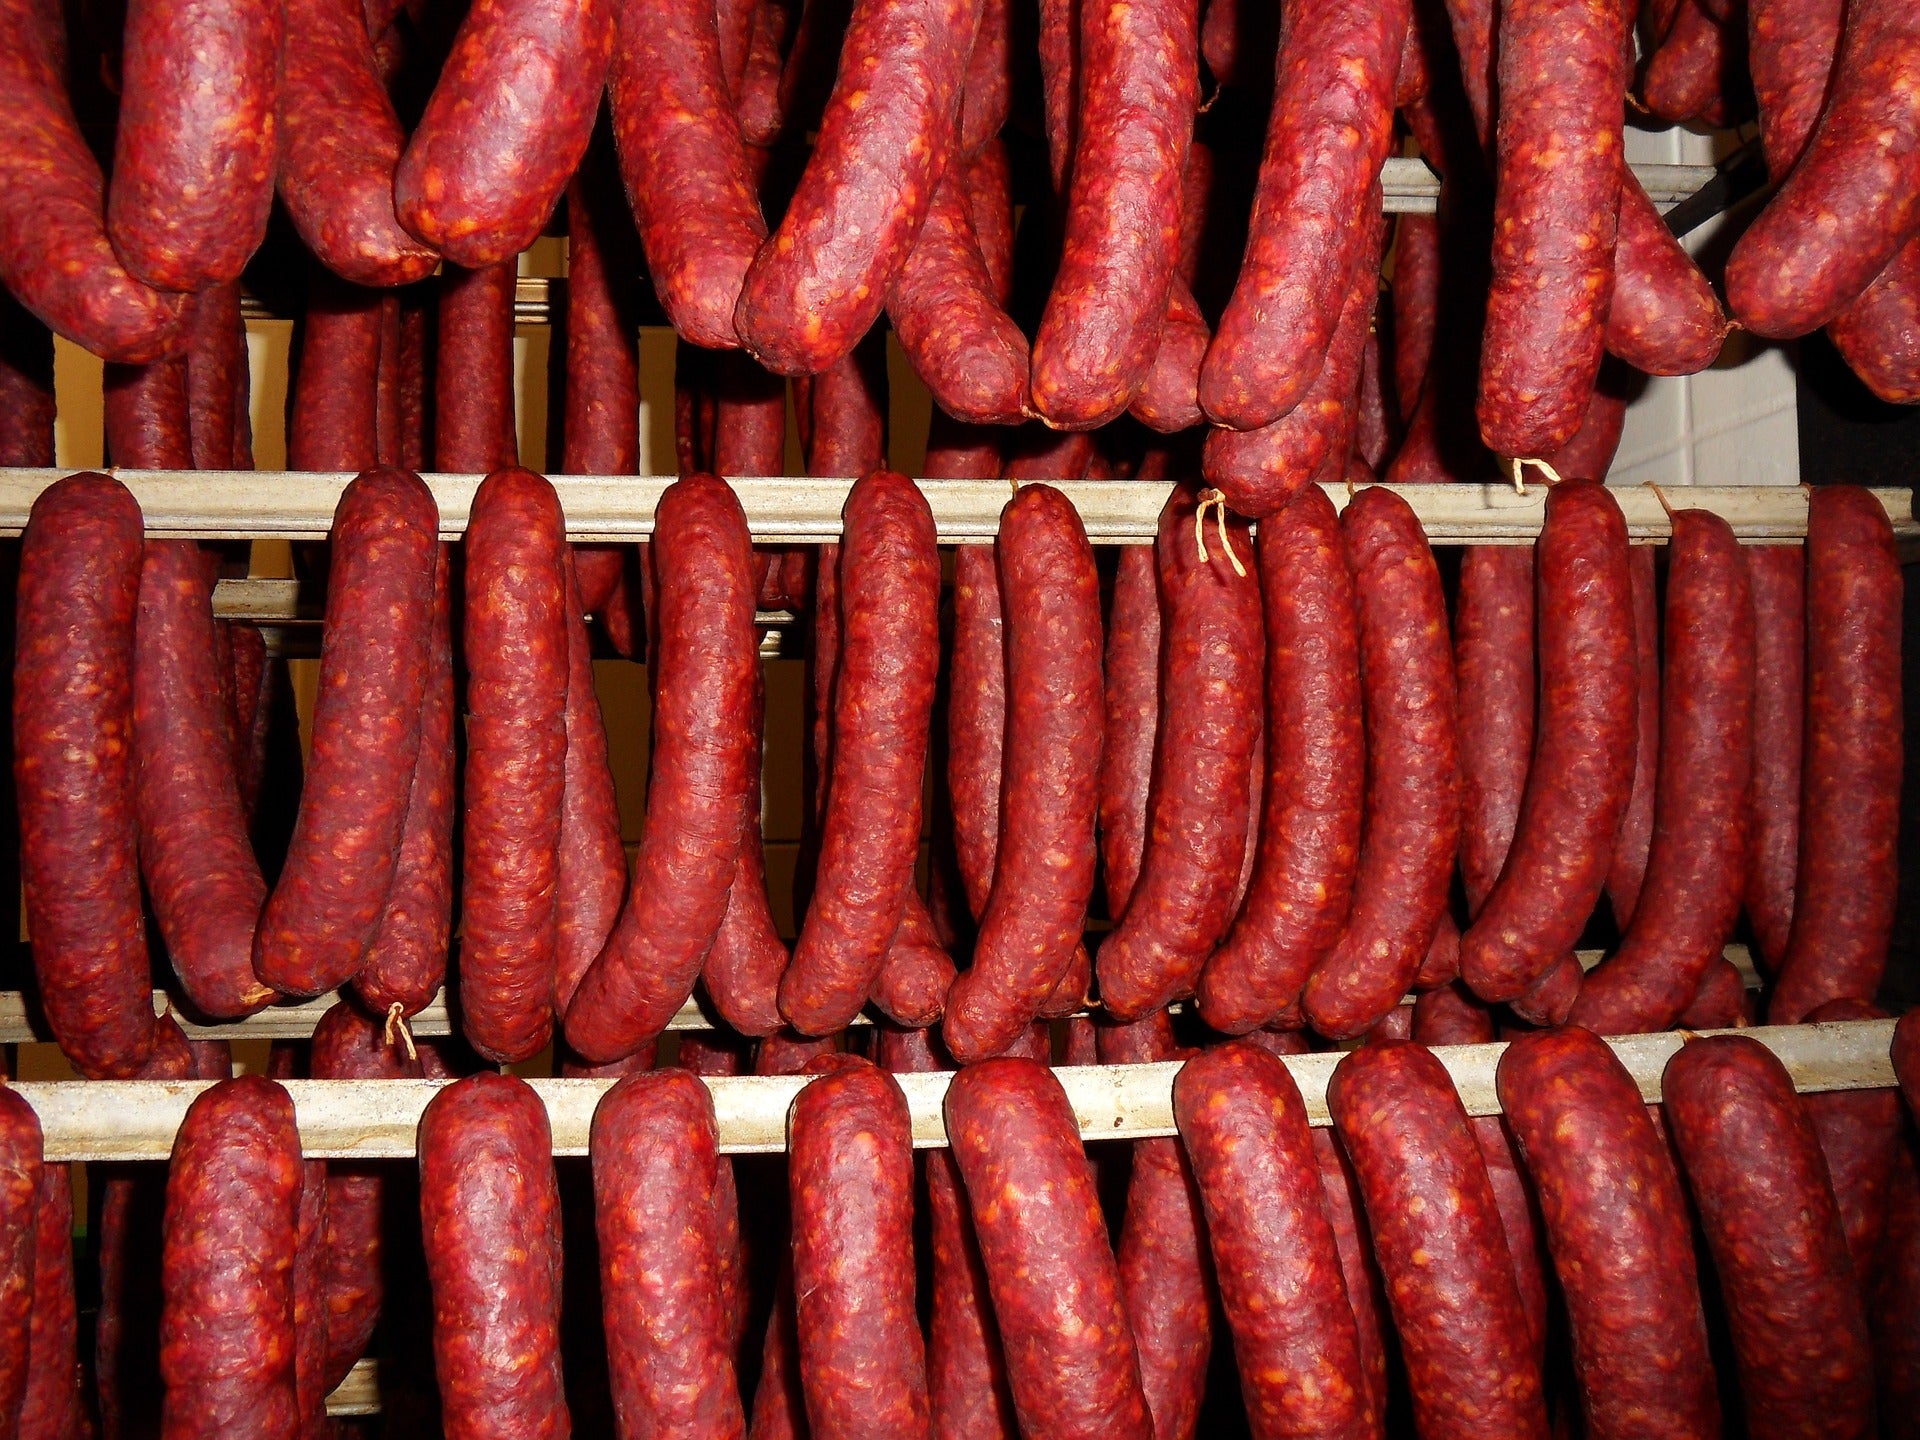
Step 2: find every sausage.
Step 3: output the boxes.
[159,1077,302,1439]
[418,1073,569,1439]
[385,289,431,473]
[1508,950,1583,1027]
[1391,211,1441,424]
[1604,544,1660,926]
[290,1155,329,1440]
[1173,1043,1377,1438]
[562,129,643,483]
[733,0,977,375]
[1606,185,1730,376]
[16,474,154,1078]
[1643,0,1733,122]
[1198,485,1363,1034]
[1028,0,1198,428]
[943,486,1102,1063]
[1730,0,1920,338]
[589,1070,747,1438]
[0,293,53,466]
[1873,1140,1920,1432]
[789,1060,932,1437]
[1326,1042,1549,1440]
[610,0,766,349]
[888,168,1030,426]
[1197,0,1405,430]
[133,539,275,1018]
[1301,486,1458,1040]
[1412,981,1497,1045]
[944,1058,1153,1440]
[1771,487,1902,1023]
[1662,1034,1876,1438]
[277,0,438,287]
[1495,1028,1717,1434]
[947,545,1005,924]
[701,655,789,1039]
[186,283,245,468]
[1129,277,1209,435]
[1200,191,1385,518]
[1461,482,1636,1003]
[1097,486,1261,1022]
[22,1160,81,1440]
[1476,0,1629,458]
[1829,239,1920,402]
[871,892,957,1028]
[1748,0,1844,179]
[1309,1130,1390,1421]
[1676,955,1751,1028]
[1200,0,1277,92]
[1098,544,1160,922]
[293,275,383,467]
[779,472,940,1035]
[354,543,454,1021]
[106,0,281,291]
[959,0,1011,154]
[0,1090,40,1435]
[1355,330,1394,471]
[1803,999,1904,1283]
[0,0,185,361]
[925,1108,1019,1440]
[736,0,800,143]
[1572,512,1753,1035]
[963,141,1017,308]
[567,476,759,1061]
[1454,545,1534,917]
[253,468,437,999]
[394,0,611,267]
[105,350,192,468]
[434,260,518,473]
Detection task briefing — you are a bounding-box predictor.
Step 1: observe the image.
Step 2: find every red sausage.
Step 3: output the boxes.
[106,0,282,291]
[963,141,1017,307]
[355,543,455,1021]
[1643,0,1734,122]
[159,1078,302,1439]
[871,891,957,1029]
[255,470,435,999]
[1302,486,1458,1040]
[0,1090,39,1434]
[1454,545,1534,917]
[609,0,766,349]
[944,1059,1153,1440]
[1605,545,1660,926]
[105,350,192,468]
[1748,0,1844,180]
[1476,0,1629,457]
[419,1074,569,1438]
[1412,981,1497,1045]
[1029,0,1199,429]
[567,476,759,1062]
[789,1060,932,1438]
[1173,1043,1377,1438]
[185,283,245,468]
[1198,0,1406,430]
[1606,186,1730,376]
[1872,1140,1920,1430]
[1310,1130,1390,1420]
[1572,512,1753,1035]
[291,1155,329,1440]
[1098,544,1160,921]
[1771,487,1902,1023]
[959,0,1011,154]
[23,1160,82,1440]
[277,0,438,287]
[1509,951,1583,1027]
[434,261,518,473]
[590,1070,747,1438]
[733,0,977,375]
[926,1114,1019,1440]
[1097,487,1261,1022]
[780,473,940,1035]
[133,539,274,1018]
[16,474,154,1078]
[1326,1042,1549,1440]
[1391,212,1441,425]
[1662,1035,1876,1438]
[394,0,612,267]
[0,294,53,466]
[947,544,1005,925]
[1803,999,1905,1283]
[1677,955,1751,1029]
[1199,486,1364,1035]
[944,486,1103,1063]
[1830,242,1920,404]
[1461,482,1637,1003]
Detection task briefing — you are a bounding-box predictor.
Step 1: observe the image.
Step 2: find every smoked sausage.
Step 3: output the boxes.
[1803,998,1905,1282]
[434,261,518,473]
[1454,545,1534,917]
[1605,545,1659,927]
[0,1090,39,1435]
[1098,544,1160,922]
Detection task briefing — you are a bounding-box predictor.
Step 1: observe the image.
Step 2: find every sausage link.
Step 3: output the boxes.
[871,892,957,1028]
[1873,1139,1920,1431]
[1829,240,1920,404]
[105,350,192,468]
[780,473,940,1035]
[963,141,1017,307]
[1129,276,1209,435]
[1391,211,1441,424]
[1508,950,1583,1026]
[736,0,800,144]
[1174,1043,1376,1438]
[1029,0,1198,428]
[1326,1042,1549,1440]
[0,293,53,467]
[1199,485,1363,1034]
[254,469,437,998]
[277,0,438,287]
[23,1160,81,1440]
[0,1090,40,1434]
[288,273,382,472]
[133,540,274,1018]
[926,1125,1019,1440]
[354,543,454,1020]
[290,1157,329,1440]
[959,0,1011,153]
[1771,487,1902,1023]
[734,0,978,375]
[434,261,518,473]
[1606,185,1730,375]
[1097,487,1261,1021]
[1643,0,1733,122]
[159,1077,302,1439]
[947,545,1005,923]
[1748,0,1844,179]
[944,486,1102,1062]
[944,1058,1153,1440]
[387,289,431,472]
[1572,513,1753,1035]
[590,1071,746,1438]
[1497,1027,1719,1438]
[16,474,154,1078]
[703,650,790,1038]
[567,476,759,1061]
[1803,999,1904,1283]
[1454,545,1534,916]
[186,284,245,468]
[394,0,611,267]
[1662,1034,1876,1438]
[563,130,643,481]
[106,0,280,291]
[1310,1130,1389,1420]
[1461,482,1636,1002]
[1727,0,1920,338]
[1605,544,1660,926]
[419,1073,569,1438]
[1676,955,1751,1028]
[1302,486,1458,1039]
[1098,544,1160,921]
[1412,981,1497,1044]
[1476,0,1629,457]
[1197,0,1405,429]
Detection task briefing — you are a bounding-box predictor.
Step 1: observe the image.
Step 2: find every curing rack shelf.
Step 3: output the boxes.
[2,1017,1896,1162]
[0,472,1908,549]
